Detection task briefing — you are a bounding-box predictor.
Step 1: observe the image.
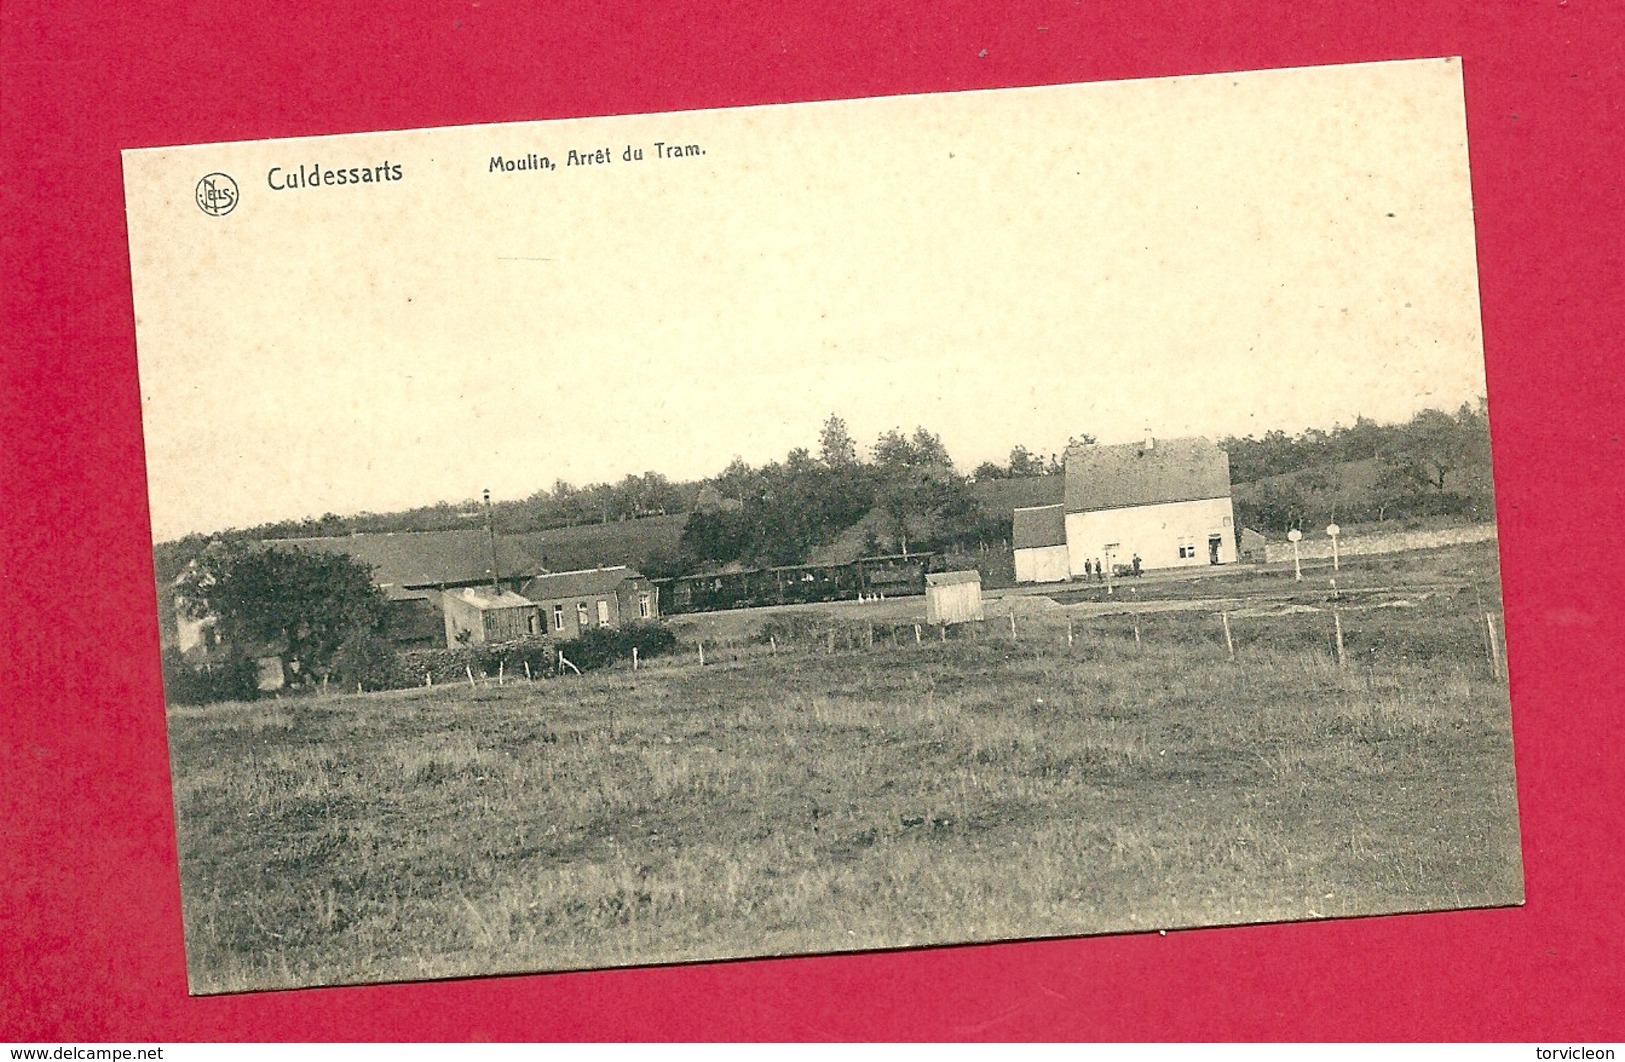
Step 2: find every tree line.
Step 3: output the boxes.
[673,417,1008,571]
[236,470,702,543]
[1224,400,1494,531]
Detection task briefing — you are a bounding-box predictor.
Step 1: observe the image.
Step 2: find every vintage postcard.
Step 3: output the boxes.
[124,57,1523,994]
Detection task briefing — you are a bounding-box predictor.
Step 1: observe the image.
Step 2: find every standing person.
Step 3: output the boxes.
[1082,558,1092,581]
[1094,558,1104,583]
[1131,554,1142,577]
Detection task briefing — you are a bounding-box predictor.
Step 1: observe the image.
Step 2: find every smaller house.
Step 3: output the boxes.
[926,570,984,625]
[521,566,658,640]
[1012,504,1069,584]
[442,586,541,646]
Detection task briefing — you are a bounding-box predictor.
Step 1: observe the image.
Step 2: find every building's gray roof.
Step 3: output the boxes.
[281,531,541,588]
[1012,504,1067,549]
[1063,437,1231,513]
[522,566,645,602]
[447,586,535,611]
[970,475,1065,514]
[926,570,982,587]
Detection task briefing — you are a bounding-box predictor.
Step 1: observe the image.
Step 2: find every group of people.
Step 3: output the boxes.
[1079,554,1143,581]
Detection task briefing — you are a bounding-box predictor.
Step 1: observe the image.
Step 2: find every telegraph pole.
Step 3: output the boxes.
[484,488,500,590]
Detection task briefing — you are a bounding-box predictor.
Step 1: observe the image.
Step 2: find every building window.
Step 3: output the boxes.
[553,604,564,631]
[577,602,589,628]
[596,599,610,627]
[638,593,651,618]
[527,613,539,636]
[1178,540,1197,559]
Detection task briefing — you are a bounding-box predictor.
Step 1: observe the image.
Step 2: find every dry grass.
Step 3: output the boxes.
[167,545,1523,993]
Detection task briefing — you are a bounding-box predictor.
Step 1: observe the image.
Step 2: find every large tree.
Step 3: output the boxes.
[174,541,388,686]
[818,413,859,468]
[870,427,973,555]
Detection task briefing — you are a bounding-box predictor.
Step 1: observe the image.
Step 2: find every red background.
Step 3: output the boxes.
[3,0,1621,1041]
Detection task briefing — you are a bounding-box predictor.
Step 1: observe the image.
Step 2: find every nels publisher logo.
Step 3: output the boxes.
[195,172,239,216]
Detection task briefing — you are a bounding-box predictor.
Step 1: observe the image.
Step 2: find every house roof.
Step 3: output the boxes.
[1064,437,1232,513]
[522,565,645,602]
[448,586,535,611]
[279,531,541,589]
[381,584,433,603]
[926,570,982,587]
[970,475,1065,514]
[1012,504,1067,549]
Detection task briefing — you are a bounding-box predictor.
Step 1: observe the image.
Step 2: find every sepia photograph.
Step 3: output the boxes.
[122,57,1523,994]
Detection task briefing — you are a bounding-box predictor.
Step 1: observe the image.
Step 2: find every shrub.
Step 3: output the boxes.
[559,621,678,671]
[399,636,557,686]
[393,626,676,684]
[161,648,260,705]
[331,628,413,692]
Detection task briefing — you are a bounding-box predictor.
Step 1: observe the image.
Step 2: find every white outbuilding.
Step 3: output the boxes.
[925,570,984,625]
[1012,504,1070,583]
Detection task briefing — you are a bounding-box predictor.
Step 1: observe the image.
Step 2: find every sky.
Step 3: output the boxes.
[124,58,1486,542]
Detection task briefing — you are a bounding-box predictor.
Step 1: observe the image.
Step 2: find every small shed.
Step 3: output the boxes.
[442,586,541,647]
[925,570,984,625]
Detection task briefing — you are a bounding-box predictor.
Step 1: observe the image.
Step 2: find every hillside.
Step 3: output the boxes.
[1231,453,1495,532]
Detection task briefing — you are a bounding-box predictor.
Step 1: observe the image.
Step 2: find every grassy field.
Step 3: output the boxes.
[167,543,1523,994]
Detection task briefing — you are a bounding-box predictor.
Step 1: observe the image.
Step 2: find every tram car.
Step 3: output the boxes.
[655,552,938,615]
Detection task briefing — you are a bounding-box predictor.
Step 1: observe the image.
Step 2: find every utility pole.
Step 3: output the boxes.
[484,488,500,590]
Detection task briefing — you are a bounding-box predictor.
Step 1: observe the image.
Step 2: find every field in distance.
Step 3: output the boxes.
[168,542,1523,993]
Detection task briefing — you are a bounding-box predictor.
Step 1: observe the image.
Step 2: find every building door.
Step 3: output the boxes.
[1208,534,1223,565]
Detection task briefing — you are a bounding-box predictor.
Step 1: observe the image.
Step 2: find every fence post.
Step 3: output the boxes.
[1486,612,1504,680]
[426,671,432,687]
[940,623,947,643]
[498,661,504,686]
[524,661,532,682]
[1067,617,1074,648]
[698,640,705,667]
[1333,610,1346,669]
[1010,611,1018,640]
[1222,612,1235,662]
[632,646,639,671]
[466,665,477,689]
[771,635,778,655]
[914,624,922,645]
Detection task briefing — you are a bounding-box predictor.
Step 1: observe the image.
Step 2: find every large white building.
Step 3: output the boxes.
[1012,436,1238,581]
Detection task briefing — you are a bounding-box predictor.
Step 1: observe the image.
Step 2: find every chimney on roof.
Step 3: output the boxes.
[483,488,500,591]
[1144,429,1155,451]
